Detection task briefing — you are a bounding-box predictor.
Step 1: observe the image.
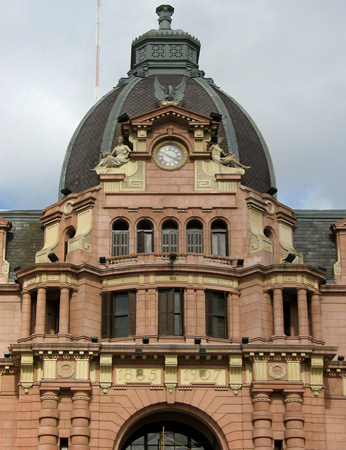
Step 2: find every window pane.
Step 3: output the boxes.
[174,291,181,313]
[148,433,159,445]
[174,314,182,336]
[115,316,128,337]
[115,293,128,316]
[144,232,153,252]
[175,434,188,445]
[213,316,225,338]
[213,294,225,316]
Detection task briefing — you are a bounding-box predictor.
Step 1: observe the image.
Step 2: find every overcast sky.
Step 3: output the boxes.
[0,0,345,211]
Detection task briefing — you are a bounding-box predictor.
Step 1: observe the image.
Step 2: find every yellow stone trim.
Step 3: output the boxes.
[287,361,301,382]
[253,360,267,381]
[105,277,139,287]
[116,368,161,385]
[203,277,235,288]
[180,368,226,386]
[155,276,187,283]
[165,354,178,394]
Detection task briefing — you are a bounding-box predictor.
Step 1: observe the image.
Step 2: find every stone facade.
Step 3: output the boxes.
[0,5,346,450]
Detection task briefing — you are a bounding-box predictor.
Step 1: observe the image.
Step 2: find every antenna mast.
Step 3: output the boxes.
[95,0,101,103]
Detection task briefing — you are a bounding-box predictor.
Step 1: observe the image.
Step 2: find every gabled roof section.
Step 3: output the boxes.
[331,217,346,231]
[0,217,12,230]
[122,104,218,132]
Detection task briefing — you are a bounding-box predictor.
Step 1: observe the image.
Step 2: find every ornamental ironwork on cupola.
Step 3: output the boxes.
[130,4,201,77]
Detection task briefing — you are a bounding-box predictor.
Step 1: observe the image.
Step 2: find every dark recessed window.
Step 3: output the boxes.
[211,220,228,256]
[283,291,298,337]
[206,291,228,339]
[112,220,129,256]
[186,219,203,253]
[158,288,184,336]
[162,219,179,253]
[137,219,154,253]
[102,291,136,338]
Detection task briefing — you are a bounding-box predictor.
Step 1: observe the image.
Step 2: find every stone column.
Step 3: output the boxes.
[21,291,31,338]
[252,391,273,450]
[273,288,284,336]
[284,392,305,450]
[59,287,70,335]
[70,390,91,450]
[232,292,240,341]
[297,289,309,336]
[38,389,60,450]
[36,287,47,334]
[311,293,322,340]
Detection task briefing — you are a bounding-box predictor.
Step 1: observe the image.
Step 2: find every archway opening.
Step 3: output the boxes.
[119,411,220,450]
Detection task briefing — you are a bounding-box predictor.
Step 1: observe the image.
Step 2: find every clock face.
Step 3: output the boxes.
[153,142,188,170]
[157,145,183,167]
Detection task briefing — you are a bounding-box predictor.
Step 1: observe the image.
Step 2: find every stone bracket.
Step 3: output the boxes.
[229,354,242,395]
[100,354,113,393]
[164,354,178,394]
[20,353,34,394]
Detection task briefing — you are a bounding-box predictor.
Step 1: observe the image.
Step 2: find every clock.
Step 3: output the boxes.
[153,141,188,170]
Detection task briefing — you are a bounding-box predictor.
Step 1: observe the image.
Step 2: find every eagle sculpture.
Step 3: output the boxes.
[154,75,186,105]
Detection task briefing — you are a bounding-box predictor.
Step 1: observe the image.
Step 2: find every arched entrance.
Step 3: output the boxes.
[116,406,225,450]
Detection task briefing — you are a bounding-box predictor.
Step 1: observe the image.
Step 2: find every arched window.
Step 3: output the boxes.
[64,227,75,261]
[186,219,203,253]
[211,219,228,256]
[161,219,179,253]
[137,220,154,253]
[112,220,129,256]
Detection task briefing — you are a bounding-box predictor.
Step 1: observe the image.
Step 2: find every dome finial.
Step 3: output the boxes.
[156,4,174,30]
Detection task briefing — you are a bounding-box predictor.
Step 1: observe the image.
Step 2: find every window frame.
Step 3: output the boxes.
[137,219,154,253]
[112,220,130,256]
[158,288,184,336]
[161,219,179,253]
[205,290,228,339]
[210,220,228,256]
[101,290,136,338]
[186,220,203,253]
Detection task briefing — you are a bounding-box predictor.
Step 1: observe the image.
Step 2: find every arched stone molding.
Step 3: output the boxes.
[113,402,228,450]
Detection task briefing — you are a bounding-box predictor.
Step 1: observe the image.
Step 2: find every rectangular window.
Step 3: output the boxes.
[30,292,37,335]
[283,292,298,336]
[162,231,179,253]
[101,291,136,338]
[45,298,60,334]
[186,231,203,253]
[158,288,184,336]
[60,438,69,450]
[274,441,283,450]
[112,231,129,256]
[206,291,228,339]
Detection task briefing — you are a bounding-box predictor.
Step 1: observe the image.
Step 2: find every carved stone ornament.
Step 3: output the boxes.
[268,363,287,380]
[154,75,186,106]
[209,137,251,170]
[93,136,132,174]
[63,200,74,215]
[252,397,271,403]
[284,397,303,403]
[57,362,75,379]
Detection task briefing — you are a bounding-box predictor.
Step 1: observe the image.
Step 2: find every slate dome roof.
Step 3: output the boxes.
[59,5,276,198]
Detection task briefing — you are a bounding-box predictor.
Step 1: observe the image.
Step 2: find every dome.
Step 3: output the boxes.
[59,5,276,198]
